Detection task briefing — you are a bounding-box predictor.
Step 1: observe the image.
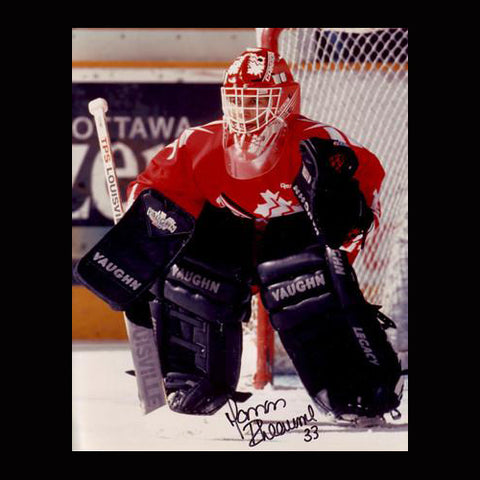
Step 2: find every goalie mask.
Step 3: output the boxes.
[221,48,300,179]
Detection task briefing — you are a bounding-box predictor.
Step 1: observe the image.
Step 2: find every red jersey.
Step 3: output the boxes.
[127,115,385,261]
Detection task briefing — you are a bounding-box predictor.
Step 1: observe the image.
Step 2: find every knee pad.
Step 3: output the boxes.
[258,243,403,420]
[150,255,252,415]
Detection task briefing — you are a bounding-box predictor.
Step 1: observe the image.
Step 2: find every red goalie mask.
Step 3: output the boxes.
[221,48,300,135]
[221,48,300,179]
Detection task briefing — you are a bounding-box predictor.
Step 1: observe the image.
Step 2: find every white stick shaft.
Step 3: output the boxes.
[88,99,124,224]
[87,97,166,414]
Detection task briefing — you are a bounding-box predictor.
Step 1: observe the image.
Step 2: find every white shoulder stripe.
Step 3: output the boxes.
[300,118,364,148]
[191,126,215,134]
[304,124,325,132]
[324,126,347,143]
[194,120,223,133]
[303,122,347,142]
[299,118,326,126]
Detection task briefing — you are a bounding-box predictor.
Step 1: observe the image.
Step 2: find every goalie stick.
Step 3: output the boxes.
[87,98,166,414]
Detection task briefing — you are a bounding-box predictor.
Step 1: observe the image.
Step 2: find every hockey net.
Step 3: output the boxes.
[246,28,408,388]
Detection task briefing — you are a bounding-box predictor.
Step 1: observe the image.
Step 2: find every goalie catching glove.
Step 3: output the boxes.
[293,137,374,249]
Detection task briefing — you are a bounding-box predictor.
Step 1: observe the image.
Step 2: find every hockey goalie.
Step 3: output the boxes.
[76,48,404,425]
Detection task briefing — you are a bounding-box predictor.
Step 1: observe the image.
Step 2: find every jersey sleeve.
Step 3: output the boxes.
[126,130,206,218]
[342,145,384,263]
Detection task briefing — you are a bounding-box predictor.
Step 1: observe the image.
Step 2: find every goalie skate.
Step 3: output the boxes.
[335,414,387,428]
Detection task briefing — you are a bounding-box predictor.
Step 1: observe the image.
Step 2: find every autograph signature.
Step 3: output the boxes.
[225,397,318,447]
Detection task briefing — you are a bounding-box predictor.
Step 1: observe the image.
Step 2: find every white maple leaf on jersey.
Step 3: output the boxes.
[247,54,265,77]
[254,190,303,218]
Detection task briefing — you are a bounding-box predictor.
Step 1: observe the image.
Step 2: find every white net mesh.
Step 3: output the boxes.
[277,28,408,343]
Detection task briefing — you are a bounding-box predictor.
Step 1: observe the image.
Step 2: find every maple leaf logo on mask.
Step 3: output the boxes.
[247,54,266,77]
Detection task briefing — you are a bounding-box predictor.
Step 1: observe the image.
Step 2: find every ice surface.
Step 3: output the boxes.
[72,340,408,451]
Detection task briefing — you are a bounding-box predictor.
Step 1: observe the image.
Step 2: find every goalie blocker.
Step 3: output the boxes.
[75,189,196,311]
